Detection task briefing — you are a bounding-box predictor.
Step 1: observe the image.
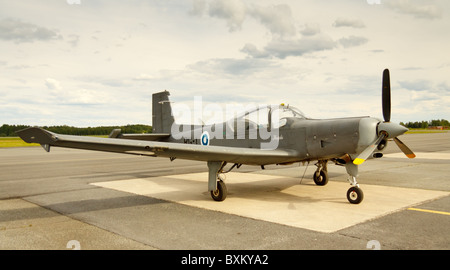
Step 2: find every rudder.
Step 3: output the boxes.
[152,90,174,134]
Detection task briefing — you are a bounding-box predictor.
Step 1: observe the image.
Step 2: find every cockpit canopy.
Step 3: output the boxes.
[232,104,307,130]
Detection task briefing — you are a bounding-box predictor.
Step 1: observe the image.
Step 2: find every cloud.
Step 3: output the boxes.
[240,43,270,58]
[188,57,276,76]
[45,78,62,90]
[333,18,365,28]
[54,87,109,106]
[196,2,368,60]
[399,79,433,91]
[300,23,321,36]
[189,0,207,16]
[0,18,62,43]
[410,90,440,102]
[248,4,296,37]
[67,34,80,47]
[385,0,442,19]
[44,77,110,106]
[208,0,247,32]
[338,36,368,48]
[242,33,369,59]
[438,82,450,92]
[242,34,336,59]
[265,35,337,59]
[197,0,296,36]
[63,89,108,105]
[133,74,155,81]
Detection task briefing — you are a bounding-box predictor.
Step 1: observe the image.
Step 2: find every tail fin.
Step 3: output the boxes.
[152,90,174,134]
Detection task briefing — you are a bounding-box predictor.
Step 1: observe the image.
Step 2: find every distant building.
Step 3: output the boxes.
[428,126,449,130]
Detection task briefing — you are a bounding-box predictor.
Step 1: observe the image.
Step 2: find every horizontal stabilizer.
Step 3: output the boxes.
[109,129,122,138]
[120,133,171,141]
[108,128,170,141]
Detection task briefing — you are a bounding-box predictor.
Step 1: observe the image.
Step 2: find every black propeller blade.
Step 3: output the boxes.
[353,68,415,165]
[393,137,416,158]
[382,69,391,122]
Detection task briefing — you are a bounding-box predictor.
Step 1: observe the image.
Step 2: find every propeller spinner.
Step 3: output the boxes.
[353,69,416,165]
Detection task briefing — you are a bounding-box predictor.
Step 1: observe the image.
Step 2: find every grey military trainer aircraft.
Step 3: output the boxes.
[17,69,415,204]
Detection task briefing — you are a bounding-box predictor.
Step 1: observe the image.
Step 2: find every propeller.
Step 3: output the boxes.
[382,69,391,122]
[353,133,387,165]
[393,137,416,158]
[353,69,416,165]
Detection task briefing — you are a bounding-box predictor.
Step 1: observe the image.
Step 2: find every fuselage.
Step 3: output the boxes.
[168,114,383,165]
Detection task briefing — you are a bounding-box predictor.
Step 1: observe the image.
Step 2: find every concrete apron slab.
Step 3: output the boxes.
[92,172,449,233]
[0,199,154,250]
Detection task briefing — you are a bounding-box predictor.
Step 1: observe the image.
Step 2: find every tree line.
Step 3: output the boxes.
[0,124,152,137]
[1,119,448,137]
[400,119,449,129]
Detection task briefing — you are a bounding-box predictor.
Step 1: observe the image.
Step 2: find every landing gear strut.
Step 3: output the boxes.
[207,161,228,201]
[345,163,364,204]
[313,160,329,186]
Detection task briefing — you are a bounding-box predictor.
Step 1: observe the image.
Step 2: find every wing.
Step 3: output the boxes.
[16,127,300,165]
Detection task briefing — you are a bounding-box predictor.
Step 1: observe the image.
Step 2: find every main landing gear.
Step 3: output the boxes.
[207,161,230,201]
[210,175,227,201]
[207,159,365,204]
[314,160,364,204]
[313,160,329,186]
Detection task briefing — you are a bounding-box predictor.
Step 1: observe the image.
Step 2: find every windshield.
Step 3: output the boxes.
[275,104,306,119]
[230,104,306,130]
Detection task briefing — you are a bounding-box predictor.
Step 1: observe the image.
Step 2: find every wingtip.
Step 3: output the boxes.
[16,127,56,144]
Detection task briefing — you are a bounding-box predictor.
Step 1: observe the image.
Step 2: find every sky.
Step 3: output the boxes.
[1,0,449,127]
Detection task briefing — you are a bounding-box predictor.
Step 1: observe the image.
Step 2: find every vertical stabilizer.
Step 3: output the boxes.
[152,90,174,134]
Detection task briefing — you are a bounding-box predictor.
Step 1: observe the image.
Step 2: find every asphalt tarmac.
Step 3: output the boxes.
[0,132,449,252]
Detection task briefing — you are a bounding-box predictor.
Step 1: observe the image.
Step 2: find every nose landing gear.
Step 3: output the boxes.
[345,163,364,204]
[312,159,364,204]
[346,177,364,204]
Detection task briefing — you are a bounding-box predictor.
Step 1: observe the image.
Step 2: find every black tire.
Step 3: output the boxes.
[210,181,227,201]
[313,170,328,186]
[347,186,364,204]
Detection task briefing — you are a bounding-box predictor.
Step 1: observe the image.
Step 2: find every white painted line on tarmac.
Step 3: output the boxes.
[384,152,450,160]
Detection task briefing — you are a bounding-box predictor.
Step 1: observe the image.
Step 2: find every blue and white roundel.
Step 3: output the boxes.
[201,131,210,146]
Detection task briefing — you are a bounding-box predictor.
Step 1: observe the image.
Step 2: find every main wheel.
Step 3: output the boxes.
[210,180,227,201]
[313,170,328,186]
[347,186,364,204]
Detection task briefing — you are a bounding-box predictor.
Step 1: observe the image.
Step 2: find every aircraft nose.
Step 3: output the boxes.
[377,122,408,138]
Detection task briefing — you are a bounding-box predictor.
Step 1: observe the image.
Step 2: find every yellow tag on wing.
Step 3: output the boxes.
[353,158,365,165]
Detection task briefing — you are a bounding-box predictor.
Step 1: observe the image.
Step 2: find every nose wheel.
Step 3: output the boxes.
[347,186,364,204]
[346,176,364,204]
